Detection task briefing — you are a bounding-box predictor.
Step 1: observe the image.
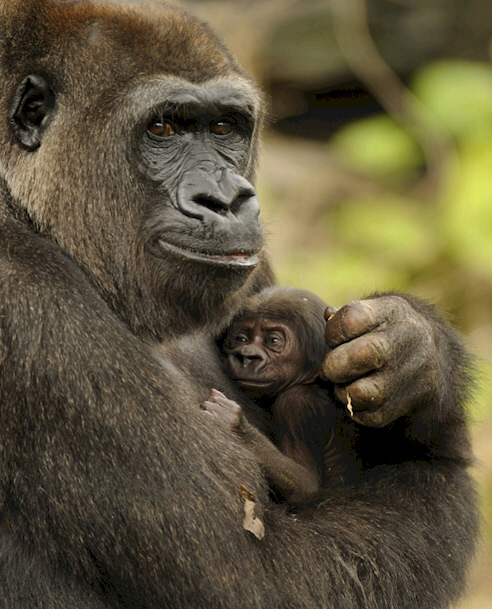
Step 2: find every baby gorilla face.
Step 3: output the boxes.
[223,316,308,395]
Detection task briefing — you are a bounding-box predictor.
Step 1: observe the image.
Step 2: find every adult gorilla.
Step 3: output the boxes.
[0,1,478,608]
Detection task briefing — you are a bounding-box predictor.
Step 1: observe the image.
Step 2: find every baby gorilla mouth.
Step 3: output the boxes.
[235,378,274,388]
[157,238,260,268]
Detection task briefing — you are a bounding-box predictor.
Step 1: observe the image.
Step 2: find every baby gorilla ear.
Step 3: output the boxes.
[10,74,56,151]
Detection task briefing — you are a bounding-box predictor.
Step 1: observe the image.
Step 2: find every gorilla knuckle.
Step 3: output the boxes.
[344,300,376,331]
[352,409,388,428]
[325,300,380,348]
[365,334,390,368]
[348,376,384,407]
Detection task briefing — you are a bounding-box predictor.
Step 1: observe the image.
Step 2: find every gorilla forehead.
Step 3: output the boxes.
[0,0,241,84]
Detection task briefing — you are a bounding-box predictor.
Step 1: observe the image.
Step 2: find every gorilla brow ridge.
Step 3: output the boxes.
[125,76,260,125]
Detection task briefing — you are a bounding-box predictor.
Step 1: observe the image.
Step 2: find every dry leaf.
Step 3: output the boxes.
[346,389,354,417]
[238,485,265,540]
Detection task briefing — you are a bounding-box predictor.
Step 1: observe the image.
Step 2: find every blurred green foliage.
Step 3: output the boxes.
[272,60,492,328]
[444,138,492,279]
[412,61,492,139]
[330,117,423,179]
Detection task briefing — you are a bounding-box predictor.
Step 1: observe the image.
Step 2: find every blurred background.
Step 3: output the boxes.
[167,0,492,604]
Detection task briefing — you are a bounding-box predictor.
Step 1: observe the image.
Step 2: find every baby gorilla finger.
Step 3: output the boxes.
[201,400,222,415]
[210,388,227,399]
[202,393,243,429]
[200,405,217,418]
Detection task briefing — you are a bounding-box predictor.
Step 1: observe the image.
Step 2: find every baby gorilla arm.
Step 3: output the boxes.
[202,390,319,502]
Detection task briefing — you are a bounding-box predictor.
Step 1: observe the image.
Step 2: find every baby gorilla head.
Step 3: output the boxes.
[222,286,329,396]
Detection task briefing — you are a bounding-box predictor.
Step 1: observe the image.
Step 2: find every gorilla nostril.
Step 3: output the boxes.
[230,192,255,215]
[193,195,229,216]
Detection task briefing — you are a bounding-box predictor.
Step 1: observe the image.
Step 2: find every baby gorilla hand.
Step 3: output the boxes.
[323,294,439,427]
[201,389,244,431]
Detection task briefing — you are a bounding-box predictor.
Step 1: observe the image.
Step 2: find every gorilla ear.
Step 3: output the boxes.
[10,75,56,151]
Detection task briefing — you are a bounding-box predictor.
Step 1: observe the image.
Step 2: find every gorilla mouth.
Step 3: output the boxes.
[234,378,274,388]
[157,238,259,268]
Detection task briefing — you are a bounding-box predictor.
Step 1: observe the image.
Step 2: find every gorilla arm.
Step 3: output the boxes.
[0,209,273,607]
[202,389,321,503]
[0,212,479,609]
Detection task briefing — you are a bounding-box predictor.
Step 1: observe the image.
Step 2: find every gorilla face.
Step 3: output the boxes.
[139,79,263,270]
[2,2,270,338]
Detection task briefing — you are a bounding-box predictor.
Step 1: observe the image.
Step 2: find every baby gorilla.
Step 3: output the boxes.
[204,286,355,503]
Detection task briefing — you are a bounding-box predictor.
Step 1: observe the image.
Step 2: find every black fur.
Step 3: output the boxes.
[0,1,479,608]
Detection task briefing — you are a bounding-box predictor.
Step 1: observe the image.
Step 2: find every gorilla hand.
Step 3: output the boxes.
[322,293,447,427]
[201,389,245,431]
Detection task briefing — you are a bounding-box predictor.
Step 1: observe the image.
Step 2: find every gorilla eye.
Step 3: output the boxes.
[210,119,234,136]
[147,119,175,138]
[265,333,284,347]
[233,333,248,344]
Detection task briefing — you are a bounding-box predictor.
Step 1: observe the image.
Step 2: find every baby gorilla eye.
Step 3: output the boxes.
[264,333,284,347]
[147,118,175,138]
[210,119,234,136]
[232,333,248,344]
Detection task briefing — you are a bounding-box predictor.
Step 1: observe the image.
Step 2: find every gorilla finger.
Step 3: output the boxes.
[201,402,220,418]
[210,388,227,398]
[325,300,380,348]
[201,401,223,416]
[322,334,389,383]
[213,394,242,413]
[334,376,386,411]
[201,409,216,418]
[324,305,340,321]
[351,409,389,428]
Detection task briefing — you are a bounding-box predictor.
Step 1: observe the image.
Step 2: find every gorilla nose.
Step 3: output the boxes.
[232,345,266,369]
[177,166,258,220]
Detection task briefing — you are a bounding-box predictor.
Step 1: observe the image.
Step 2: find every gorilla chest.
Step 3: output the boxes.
[152,332,234,402]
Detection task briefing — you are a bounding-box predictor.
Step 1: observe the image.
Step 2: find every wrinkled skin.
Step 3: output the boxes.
[323,295,440,427]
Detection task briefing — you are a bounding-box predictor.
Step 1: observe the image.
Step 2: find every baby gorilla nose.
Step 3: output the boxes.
[230,344,266,371]
[177,166,258,221]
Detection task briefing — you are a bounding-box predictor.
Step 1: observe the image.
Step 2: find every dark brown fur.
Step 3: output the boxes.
[0,2,479,608]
